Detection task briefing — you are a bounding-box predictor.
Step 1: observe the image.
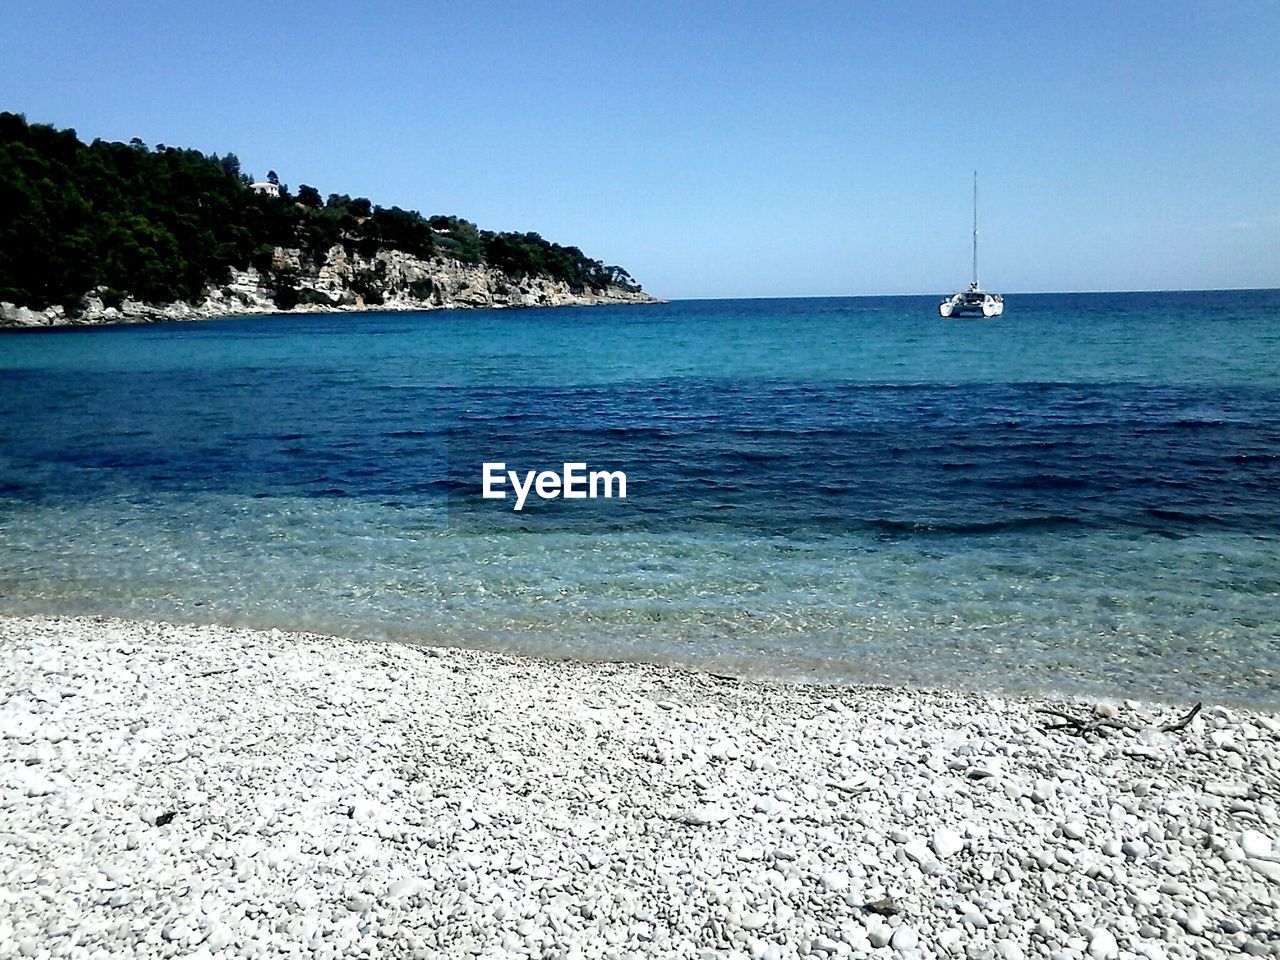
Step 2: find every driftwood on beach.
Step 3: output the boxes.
[1036,701,1204,738]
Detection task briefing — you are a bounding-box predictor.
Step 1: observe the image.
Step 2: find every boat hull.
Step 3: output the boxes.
[939,295,1004,318]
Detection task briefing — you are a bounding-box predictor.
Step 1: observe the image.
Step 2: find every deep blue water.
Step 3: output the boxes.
[2,291,1278,705]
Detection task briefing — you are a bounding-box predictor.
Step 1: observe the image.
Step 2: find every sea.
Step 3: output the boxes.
[2,291,1278,708]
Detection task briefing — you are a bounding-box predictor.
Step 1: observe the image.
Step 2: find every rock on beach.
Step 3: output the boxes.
[1,614,1278,959]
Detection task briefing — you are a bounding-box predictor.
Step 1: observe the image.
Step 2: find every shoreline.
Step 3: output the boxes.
[0,290,664,332]
[2,614,1277,958]
[0,604,1250,714]
[0,245,662,331]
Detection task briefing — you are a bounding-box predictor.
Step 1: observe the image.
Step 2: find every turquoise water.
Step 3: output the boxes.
[2,291,1278,706]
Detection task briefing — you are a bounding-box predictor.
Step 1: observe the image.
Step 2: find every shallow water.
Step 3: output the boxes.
[2,291,1278,706]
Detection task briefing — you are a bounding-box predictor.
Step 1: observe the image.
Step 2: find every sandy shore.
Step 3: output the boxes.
[1,615,1277,959]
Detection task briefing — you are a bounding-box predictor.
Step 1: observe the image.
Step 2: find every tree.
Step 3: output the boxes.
[267,169,279,185]
[0,112,643,310]
[296,184,322,208]
[272,269,300,309]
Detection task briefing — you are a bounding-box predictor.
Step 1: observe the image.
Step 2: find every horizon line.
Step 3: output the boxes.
[665,286,1280,301]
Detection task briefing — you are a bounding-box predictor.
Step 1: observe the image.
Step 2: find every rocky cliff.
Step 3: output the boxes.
[0,244,658,329]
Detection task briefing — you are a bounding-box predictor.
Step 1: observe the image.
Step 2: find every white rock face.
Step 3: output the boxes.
[0,245,659,328]
[1,614,1278,959]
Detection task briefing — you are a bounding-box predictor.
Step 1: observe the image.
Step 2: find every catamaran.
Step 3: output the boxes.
[939,172,1004,318]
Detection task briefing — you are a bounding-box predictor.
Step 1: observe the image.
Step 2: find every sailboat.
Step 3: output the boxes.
[939,172,1004,318]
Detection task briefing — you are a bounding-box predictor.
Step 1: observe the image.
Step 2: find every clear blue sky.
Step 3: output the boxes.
[2,0,1277,298]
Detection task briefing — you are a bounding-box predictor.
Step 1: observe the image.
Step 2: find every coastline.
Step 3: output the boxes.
[3,614,1277,958]
[0,292,663,332]
[0,288,662,331]
[0,246,662,331]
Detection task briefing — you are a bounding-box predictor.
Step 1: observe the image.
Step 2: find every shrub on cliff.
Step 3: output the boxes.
[271,270,301,310]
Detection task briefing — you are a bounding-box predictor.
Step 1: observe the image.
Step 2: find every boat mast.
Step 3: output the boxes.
[972,170,979,289]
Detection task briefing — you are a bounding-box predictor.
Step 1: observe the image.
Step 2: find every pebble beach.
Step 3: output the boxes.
[2,615,1278,959]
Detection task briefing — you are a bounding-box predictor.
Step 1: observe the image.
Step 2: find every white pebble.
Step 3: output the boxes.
[932,828,964,859]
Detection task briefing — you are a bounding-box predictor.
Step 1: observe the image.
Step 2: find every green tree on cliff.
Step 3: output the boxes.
[0,113,642,311]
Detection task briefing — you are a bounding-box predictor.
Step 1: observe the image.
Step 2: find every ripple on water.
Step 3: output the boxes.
[1,292,1279,707]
